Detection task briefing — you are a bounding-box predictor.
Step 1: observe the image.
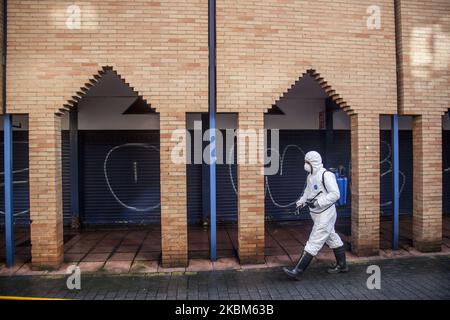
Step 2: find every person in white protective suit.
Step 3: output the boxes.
[283,151,348,280]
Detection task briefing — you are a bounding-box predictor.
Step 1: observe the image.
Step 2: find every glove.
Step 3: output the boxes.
[294,206,303,215]
[296,199,305,208]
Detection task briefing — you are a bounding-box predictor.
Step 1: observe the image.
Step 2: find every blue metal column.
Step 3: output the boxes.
[4,114,14,267]
[391,115,400,250]
[69,108,80,228]
[2,0,13,267]
[208,0,217,261]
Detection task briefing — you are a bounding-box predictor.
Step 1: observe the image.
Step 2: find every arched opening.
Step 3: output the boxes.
[263,70,352,264]
[59,67,161,272]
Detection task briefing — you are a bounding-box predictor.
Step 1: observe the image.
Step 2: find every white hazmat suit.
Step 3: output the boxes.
[296,151,343,256]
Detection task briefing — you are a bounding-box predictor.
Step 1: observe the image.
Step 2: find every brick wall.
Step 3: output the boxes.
[412,115,443,252]
[217,0,397,257]
[216,0,397,114]
[396,0,450,116]
[6,0,208,268]
[28,113,64,269]
[7,1,208,116]
[396,0,450,251]
[350,114,380,256]
[5,0,446,269]
[160,112,188,267]
[237,112,265,264]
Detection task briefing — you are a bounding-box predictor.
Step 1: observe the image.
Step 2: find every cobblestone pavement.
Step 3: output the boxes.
[0,256,449,300]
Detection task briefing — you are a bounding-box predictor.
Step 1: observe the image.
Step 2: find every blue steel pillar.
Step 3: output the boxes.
[4,114,14,267]
[391,115,399,250]
[208,0,217,261]
[3,0,13,267]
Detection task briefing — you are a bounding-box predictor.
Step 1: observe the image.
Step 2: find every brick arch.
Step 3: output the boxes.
[56,65,157,116]
[268,69,355,116]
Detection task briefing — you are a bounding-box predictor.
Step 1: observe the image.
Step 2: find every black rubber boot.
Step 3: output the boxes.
[283,251,314,280]
[327,245,348,274]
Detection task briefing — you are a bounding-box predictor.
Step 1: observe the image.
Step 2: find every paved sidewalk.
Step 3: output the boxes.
[0,256,449,300]
[2,216,450,276]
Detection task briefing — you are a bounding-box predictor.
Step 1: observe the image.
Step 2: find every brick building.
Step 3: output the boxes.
[0,0,449,269]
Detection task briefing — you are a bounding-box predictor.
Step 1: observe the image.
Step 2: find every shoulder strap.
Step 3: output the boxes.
[322,170,331,193]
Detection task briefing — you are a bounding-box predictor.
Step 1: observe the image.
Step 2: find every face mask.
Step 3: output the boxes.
[304,162,312,173]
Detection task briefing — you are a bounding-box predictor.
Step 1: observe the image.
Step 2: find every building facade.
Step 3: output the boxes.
[0,0,449,269]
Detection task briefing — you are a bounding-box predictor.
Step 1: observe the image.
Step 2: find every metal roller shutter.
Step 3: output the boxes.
[186,163,202,225]
[0,131,30,226]
[186,129,238,225]
[80,130,160,225]
[264,130,352,221]
[187,130,203,224]
[444,130,450,215]
[217,130,237,223]
[379,130,413,216]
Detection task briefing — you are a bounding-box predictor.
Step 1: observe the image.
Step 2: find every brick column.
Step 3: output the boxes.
[29,113,64,269]
[160,112,188,267]
[412,114,442,252]
[350,113,380,256]
[237,112,265,264]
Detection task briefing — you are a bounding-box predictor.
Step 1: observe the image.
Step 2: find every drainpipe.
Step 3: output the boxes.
[208,0,217,261]
[392,0,401,250]
[2,0,14,267]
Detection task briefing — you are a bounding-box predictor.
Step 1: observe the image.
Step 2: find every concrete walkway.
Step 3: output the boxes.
[0,256,449,300]
[1,216,449,275]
